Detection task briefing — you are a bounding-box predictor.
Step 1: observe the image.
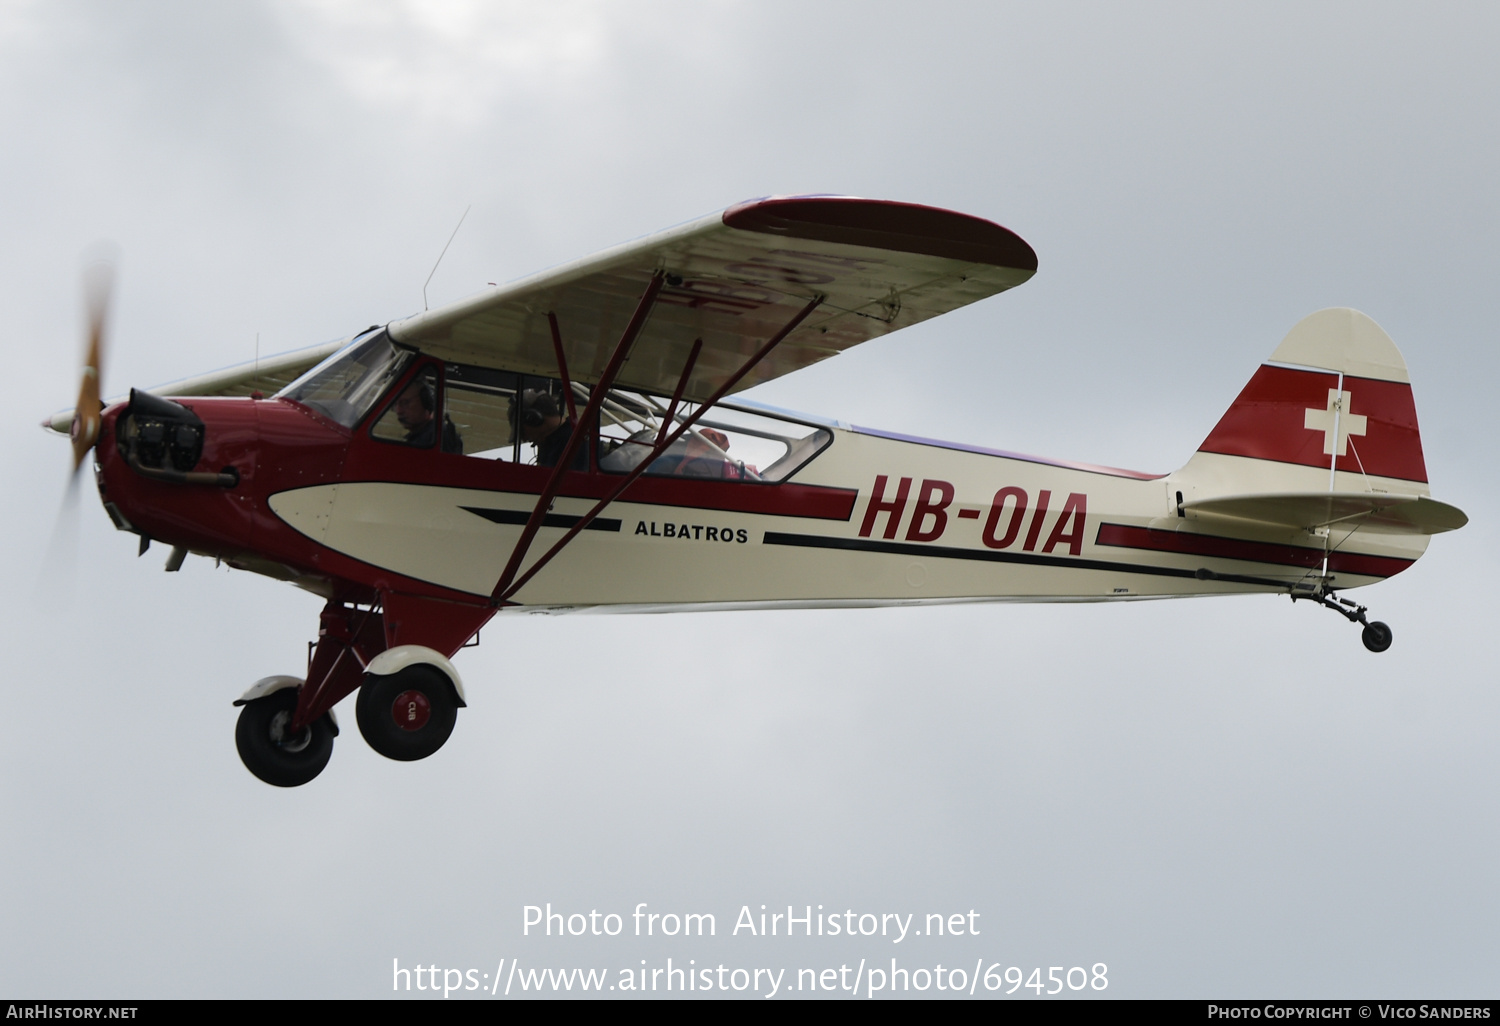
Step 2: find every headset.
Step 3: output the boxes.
[510,389,559,429]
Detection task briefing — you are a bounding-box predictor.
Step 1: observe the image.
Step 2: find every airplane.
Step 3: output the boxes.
[44,196,1468,788]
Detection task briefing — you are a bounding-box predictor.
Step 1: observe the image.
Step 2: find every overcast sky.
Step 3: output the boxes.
[2,0,1497,1000]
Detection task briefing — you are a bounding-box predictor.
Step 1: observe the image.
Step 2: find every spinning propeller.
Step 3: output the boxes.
[39,261,115,593]
[68,262,112,474]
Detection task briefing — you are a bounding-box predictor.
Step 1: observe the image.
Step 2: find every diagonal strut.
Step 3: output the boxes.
[656,338,702,445]
[547,311,578,423]
[490,272,665,602]
[496,294,823,604]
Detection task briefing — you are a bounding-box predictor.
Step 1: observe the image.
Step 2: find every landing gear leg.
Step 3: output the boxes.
[1292,591,1393,653]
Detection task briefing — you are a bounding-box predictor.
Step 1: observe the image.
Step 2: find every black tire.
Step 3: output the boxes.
[356,665,459,762]
[235,688,335,787]
[1362,621,1394,653]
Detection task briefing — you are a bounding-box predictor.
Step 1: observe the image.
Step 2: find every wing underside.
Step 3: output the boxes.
[388,196,1038,401]
[45,197,1037,433]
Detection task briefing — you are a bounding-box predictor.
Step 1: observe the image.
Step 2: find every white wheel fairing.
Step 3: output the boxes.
[234,674,303,706]
[366,645,466,705]
[233,675,340,729]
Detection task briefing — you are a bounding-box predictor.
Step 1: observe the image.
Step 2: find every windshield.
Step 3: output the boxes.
[275,330,415,429]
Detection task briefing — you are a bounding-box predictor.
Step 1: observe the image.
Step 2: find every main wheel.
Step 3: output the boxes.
[235,688,335,787]
[356,665,459,762]
[1361,621,1394,653]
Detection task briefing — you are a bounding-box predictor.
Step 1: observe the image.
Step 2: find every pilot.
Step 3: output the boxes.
[513,389,587,470]
[394,378,463,454]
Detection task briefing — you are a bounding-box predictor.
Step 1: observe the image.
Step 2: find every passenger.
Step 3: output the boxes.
[675,427,755,479]
[598,429,659,473]
[394,378,463,453]
[513,389,587,470]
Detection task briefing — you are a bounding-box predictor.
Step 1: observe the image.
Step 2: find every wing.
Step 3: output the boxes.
[389,196,1038,400]
[43,337,349,433]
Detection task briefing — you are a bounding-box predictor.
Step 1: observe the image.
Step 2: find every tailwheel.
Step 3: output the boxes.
[1291,589,1394,654]
[235,688,336,787]
[356,665,459,762]
[1361,621,1394,653]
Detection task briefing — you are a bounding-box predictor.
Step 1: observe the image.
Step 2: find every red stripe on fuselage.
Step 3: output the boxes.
[1094,523,1414,579]
[1197,365,1427,483]
[1325,550,1418,579]
[340,442,858,521]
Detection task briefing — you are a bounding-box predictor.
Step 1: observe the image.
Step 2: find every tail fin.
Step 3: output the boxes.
[1181,308,1429,495]
[1169,310,1465,585]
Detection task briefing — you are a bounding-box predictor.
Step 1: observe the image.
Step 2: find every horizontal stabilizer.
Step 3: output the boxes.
[1184,492,1468,535]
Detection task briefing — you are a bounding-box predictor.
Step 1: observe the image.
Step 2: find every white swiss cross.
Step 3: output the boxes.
[1304,388,1368,456]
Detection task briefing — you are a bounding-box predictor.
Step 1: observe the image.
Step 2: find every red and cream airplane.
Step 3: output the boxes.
[46,197,1467,787]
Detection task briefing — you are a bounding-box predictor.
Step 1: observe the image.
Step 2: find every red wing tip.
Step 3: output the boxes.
[722,196,1037,272]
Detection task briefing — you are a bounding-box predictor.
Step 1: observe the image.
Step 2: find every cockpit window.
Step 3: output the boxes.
[275,330,415,429]
[597,389,832,483]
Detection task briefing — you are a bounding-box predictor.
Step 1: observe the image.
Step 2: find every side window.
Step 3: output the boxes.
[447,364,520,461]
[370,366,463,453]
[596,389,830,483]
[421,363,582,467]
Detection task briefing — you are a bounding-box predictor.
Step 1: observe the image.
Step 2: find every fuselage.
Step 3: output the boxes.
[94,385,1425,619]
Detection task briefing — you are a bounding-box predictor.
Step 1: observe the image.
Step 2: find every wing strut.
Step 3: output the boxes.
[547,311,578,422]
[656,338,702,445]
[490,273,667,601]
[492,294,823,606]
